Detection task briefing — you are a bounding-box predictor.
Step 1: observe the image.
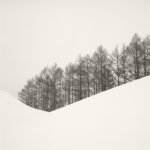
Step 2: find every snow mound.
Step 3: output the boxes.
[0,76,150,150]
[0,91,16,104]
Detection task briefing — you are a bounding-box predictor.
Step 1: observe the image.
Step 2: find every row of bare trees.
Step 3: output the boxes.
[18,33,150,112]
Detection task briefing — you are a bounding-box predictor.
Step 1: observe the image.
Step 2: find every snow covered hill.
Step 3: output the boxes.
[0,76,150,150]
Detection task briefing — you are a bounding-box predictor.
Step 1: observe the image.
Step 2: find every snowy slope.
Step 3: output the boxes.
[0,77,150,150]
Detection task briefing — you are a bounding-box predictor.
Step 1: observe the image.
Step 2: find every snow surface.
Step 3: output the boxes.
[0,77,150,150]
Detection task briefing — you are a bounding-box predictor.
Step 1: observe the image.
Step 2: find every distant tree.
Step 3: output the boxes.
[104,57,115,89]
[119,45,128,84]
[83,54,93,97]
[142,35,150,76]
[111,46,121,86]
[75,55,85,100]
[93,46,109,92]
[64,63,75,104]
[18,88,28,104]
[35,75,44,110]
[49,64,63,111]
[128,34,143,79]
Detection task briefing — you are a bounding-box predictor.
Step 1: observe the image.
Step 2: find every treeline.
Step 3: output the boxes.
[18,33,150,112]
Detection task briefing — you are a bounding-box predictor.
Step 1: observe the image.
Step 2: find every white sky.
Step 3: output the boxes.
[0,0,150,97]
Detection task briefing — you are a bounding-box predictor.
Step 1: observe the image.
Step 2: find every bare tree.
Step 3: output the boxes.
[142,35,150,76]
[128,34,142,79]
[111,46,121,86]
[119,45,128,84]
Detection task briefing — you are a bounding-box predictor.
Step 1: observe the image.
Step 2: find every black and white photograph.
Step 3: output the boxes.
[0,0,150,149]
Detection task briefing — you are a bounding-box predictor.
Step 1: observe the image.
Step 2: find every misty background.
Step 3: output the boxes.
[0,0,150,98]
